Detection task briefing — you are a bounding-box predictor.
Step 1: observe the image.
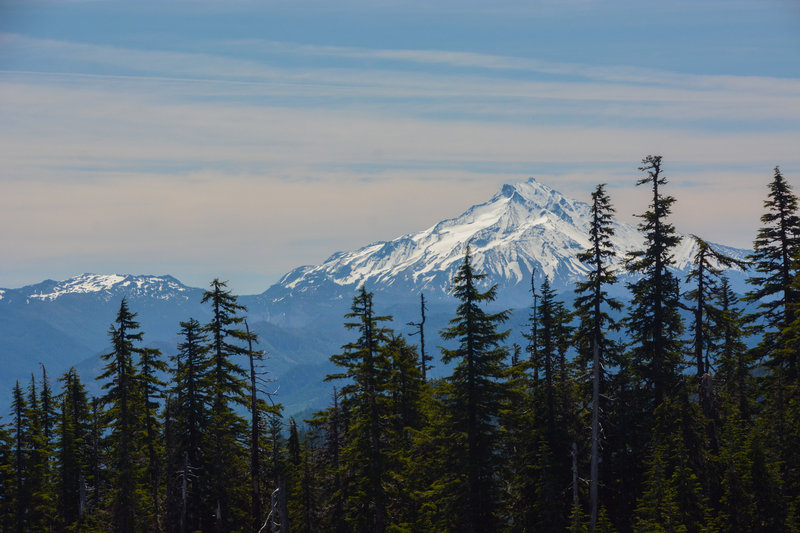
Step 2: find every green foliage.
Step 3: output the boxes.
[633,393,710,533]
[0,420,13,531]
[439,245,510,532]
[685,236,749,377]
[711,277,755,420]
[625,155,685,406]
[200,278,252,530]
[56,368,91,529]
[326,286,394,532]
[166,317,209,532]
[746,166,800,346]
[5,166,800,532]
[574,183,622,533]
[97,298,147,533]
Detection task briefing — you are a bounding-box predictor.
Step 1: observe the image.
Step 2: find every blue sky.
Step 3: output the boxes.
[1,0,799,294]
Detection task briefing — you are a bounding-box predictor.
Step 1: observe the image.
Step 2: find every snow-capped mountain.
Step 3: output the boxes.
[262,178,749,317]
[0,178,752,415]
[2,273,194,303]
[0,273,340,414]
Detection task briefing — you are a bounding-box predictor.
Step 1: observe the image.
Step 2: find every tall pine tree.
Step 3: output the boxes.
[97,298,145,533]
[326,286,393,533]
[439,245,510,532]
[625,155,684,406]
[200,279,253,530]
[574,183,621,532]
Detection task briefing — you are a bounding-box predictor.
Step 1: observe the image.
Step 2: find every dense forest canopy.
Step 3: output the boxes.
[1,159,798,533]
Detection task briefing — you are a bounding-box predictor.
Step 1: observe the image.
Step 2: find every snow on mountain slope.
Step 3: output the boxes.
[270,178,750,305]
[16,274,193,302]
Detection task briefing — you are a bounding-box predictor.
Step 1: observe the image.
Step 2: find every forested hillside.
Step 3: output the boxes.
[1,157,798,532]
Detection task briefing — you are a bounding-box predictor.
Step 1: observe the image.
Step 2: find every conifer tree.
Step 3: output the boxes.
[632,393,710,533]
[614,156,685,525]
[625,155,684,406]
[263,413,289,532]
[11,381,27,533]
[137,346,166,531]
[528,278,575,530]
[305,388,348,533]
[97,298,145,533]
[710,277,753,421]
[498,343,537,530]
[0,419,13,532]
[685,236,750,479]
[200,279,253,530]
[285,416,304,532]
[243,320,280,532]
[685,235,748,379]
[169,318,209,532]
[574,183,621,533]
[537,278,561,437]
[326,286,393,532]
[524,271,540,379]
[162,396,180,532]
[745,167,800,505]
[25,374,56,530]
[383,334,425,527]
[746,166,800,358]
[714,412,783,533]
[39,365,55,457]
[87,396,104,525]
[56,368,91,529]
[439,245,510,532]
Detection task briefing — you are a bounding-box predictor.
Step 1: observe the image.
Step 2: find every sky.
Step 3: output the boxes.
[1,0,799,294]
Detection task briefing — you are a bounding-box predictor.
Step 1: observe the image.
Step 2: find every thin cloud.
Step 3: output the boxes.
[2,34,799,122]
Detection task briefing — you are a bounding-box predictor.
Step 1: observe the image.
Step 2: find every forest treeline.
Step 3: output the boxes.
[1,156,799,532]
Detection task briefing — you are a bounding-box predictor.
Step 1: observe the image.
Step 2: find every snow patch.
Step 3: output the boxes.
[272,177,750,295]
[26,274,188,301]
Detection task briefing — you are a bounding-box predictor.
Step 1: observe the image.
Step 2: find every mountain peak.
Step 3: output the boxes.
[264,176,752,315]
[497,177,570,205]
[272,177,640,300]
[18,273,193,302]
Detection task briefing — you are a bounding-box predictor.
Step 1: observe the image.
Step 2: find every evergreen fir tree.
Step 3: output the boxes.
[169,317,209,532]
[535,278,564,436]
[745,166,800,359]
[0,418,14,532]
[87,396,105,527]
[574,183,622,533]
[11,381,27,533]
[326,286,393,533]
[200,278,253,530]
[710,277,753,422]
[383,334,425,528]
[684,236,749,502]
[685,236,748,379]
[39,365,55,457]
[439,245,510,532]
[625,155,684,406]
[632,393,710,533]
[714,411,783,533]
[745,167,800,508]
[499,340,536,531]
[97,298,145,533]
[305,388,348,533]
[56,368,91,529]
[137,346,166,531]
[26,374,56,530]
